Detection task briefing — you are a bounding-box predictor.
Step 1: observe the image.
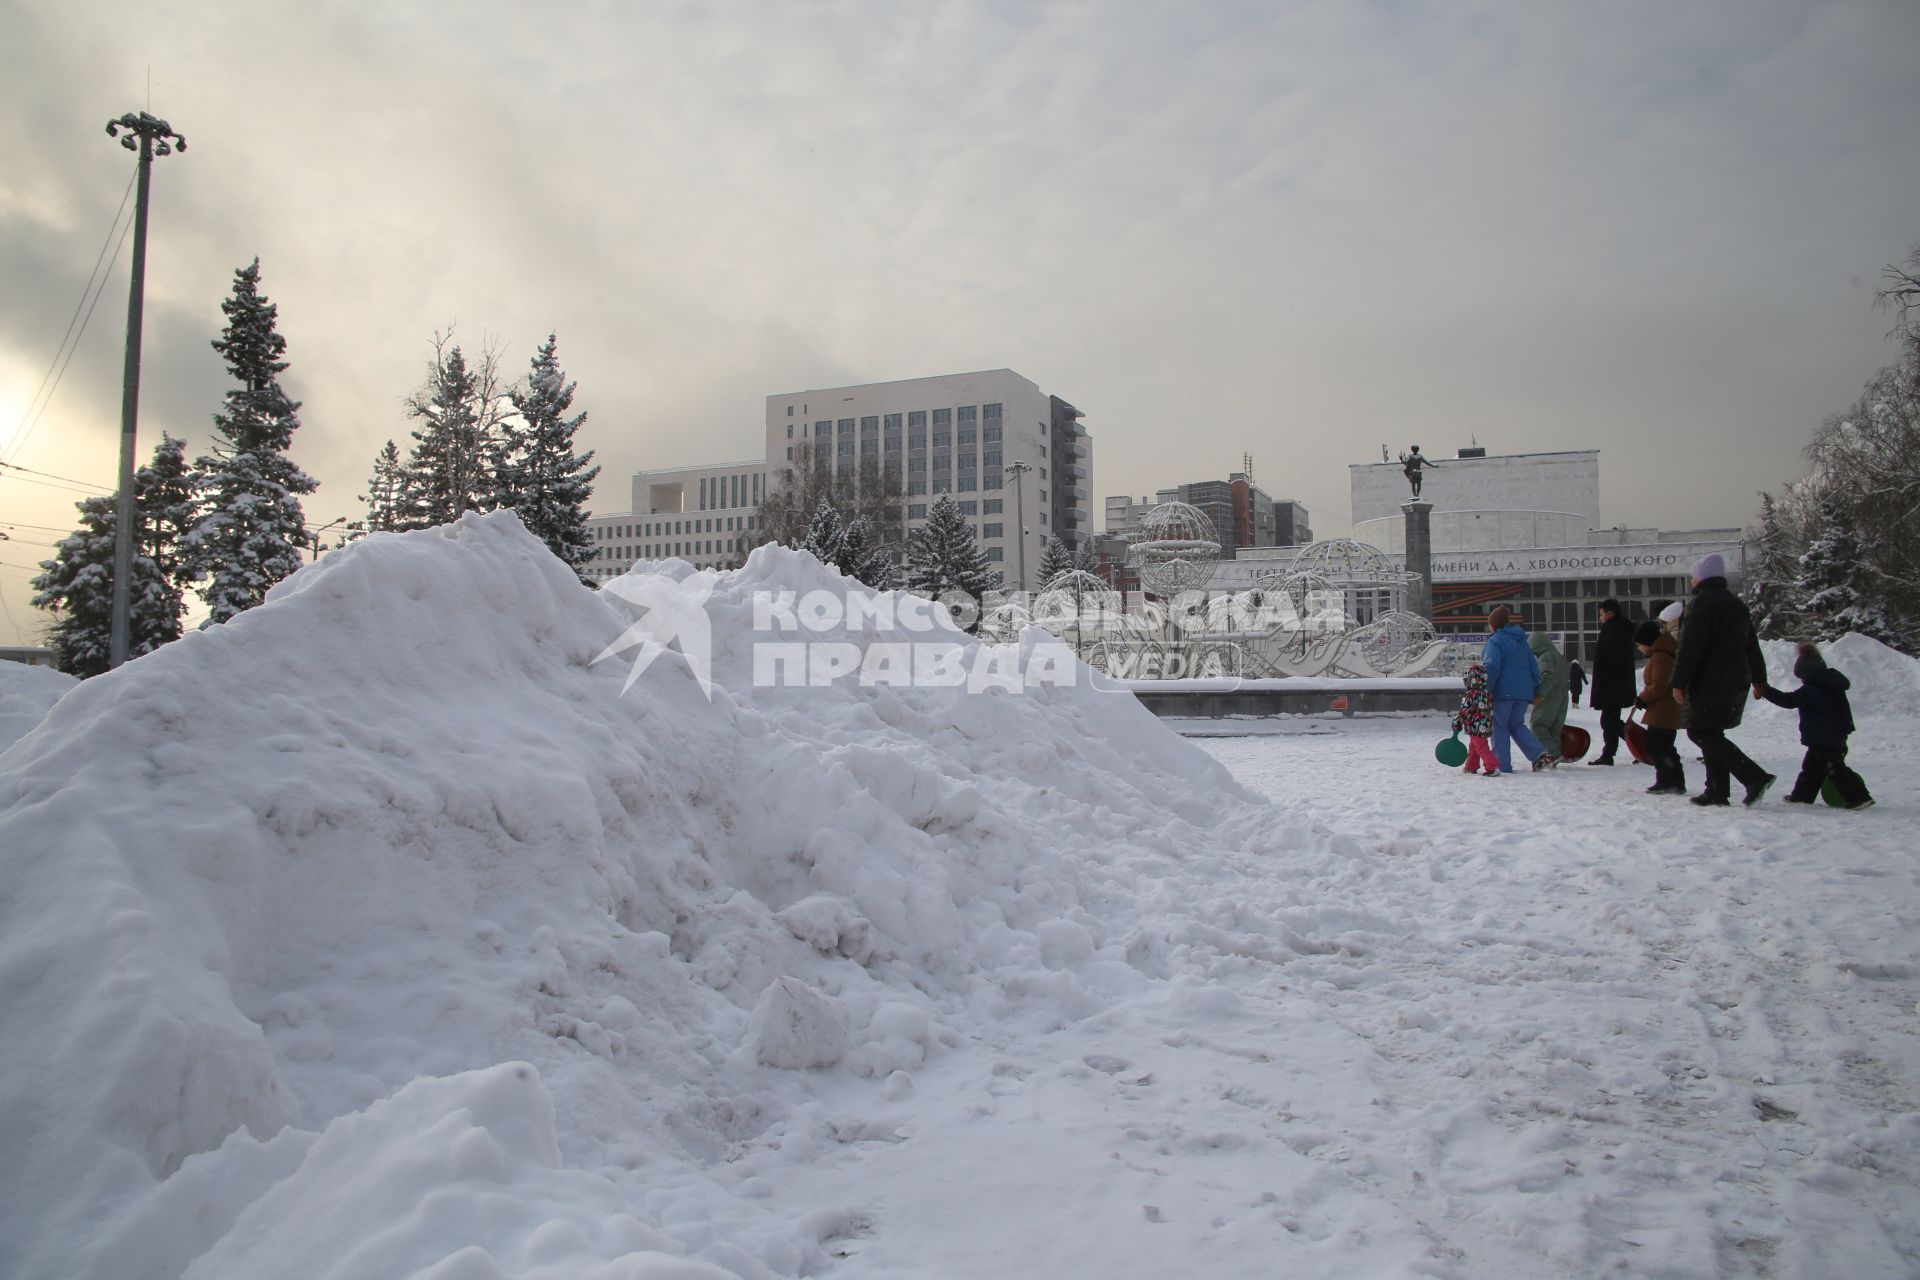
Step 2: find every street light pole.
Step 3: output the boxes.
[1004,461,1032,594]
[309,516,350,561]
[105,111,185,670]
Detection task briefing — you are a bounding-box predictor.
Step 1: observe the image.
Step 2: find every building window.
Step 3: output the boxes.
[985,546,1003,562]
[816,420,831,436]
[984,522,1003,539]
[959,476,976,492]
[908,478,926,495]
[960,501,978,515]
[983,470,1002,490]
[983,499,1003,514]
[909,503,927,519]
[983,402,1002,420]
[787,405,794,417]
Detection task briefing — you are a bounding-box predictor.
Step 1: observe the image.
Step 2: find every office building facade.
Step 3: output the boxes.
[585,369,1091,589]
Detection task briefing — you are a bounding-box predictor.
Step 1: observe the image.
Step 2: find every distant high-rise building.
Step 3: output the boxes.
[1102,473,1311,558]
[584,369,1092,590]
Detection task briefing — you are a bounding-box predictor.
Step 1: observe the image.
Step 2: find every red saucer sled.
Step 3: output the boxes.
[1622,711,1652,765]
[1559,725,1592,762]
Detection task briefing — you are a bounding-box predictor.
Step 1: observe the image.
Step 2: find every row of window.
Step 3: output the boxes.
[595,514,757,540]
[696,471,764,512]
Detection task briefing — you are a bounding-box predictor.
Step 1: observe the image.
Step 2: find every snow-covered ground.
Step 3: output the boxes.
[2,517,1915,1279]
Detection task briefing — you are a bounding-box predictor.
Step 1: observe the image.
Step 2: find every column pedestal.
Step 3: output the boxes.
[1402,500,1434,621]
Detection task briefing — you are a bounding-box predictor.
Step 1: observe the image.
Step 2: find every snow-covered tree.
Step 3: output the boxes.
[1743,491,1805,639]
[182,258,318,625]
[360,439,406,535]
[1798,496,1904,647]
[1072,538,1100,574]
[32,435,193,675]
[903,495,999,624]
[1038,534,1073,586]
[506,334,599,578]
[799,498,849,568]
[840,516,895,590]
[402,334,510,528]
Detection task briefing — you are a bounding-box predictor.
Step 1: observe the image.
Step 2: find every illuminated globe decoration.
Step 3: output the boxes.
[1129,502,1221,599]
[1035,569,1117,657]
[1344,609,1440,675]
[1278,537,1415,630]
[976,599,1033,644]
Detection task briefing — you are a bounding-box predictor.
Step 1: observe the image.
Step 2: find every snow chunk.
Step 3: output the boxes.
[748,978,853,1070]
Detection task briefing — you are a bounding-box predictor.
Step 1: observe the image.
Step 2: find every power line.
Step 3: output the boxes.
[0,460,109,490]
[0,470,107,499]
[2,172,138,465]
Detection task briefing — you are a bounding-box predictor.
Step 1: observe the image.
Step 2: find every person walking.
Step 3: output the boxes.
[1670,553,1775,807]
[1569,659,1588,708]
[1528,629,1570,764]
[1632,619,1686,794]
[1760,642,1874,809]
[1587,598,1636,765]
[1482,605,1548,774]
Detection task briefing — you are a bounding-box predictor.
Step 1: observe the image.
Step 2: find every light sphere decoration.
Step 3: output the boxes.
[976,600,1033,644]
[1034,569,1117,624]
[1288,537,1400,582]
[1129,501,1221,599]
[1345,609,1439,674]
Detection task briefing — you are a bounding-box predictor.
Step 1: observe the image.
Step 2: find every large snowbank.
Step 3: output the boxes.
[0,513,1262,1279]
[1763,632,1920,718]
[0,659,75,753]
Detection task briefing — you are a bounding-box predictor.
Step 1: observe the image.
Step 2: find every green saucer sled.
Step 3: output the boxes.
[1436,730,1469,767]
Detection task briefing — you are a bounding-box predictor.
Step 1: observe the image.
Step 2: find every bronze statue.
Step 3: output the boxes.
[1399,444,1438,497]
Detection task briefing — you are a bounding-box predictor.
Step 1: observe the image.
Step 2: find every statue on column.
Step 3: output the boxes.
[1399,444,1438,498]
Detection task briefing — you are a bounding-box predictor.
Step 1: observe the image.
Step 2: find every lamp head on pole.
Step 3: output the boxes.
[106,111,187,158]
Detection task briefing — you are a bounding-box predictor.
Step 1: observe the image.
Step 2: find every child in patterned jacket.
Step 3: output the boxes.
[1453,661,1500,777]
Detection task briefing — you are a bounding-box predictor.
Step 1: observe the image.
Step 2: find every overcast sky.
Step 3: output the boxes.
[4,0,1918,645]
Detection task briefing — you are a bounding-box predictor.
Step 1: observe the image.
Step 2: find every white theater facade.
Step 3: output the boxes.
[1205,447,1744,663]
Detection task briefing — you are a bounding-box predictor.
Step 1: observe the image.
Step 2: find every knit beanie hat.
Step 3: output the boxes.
[1634,619,1661,646]
[1659,601,1684,624]
[1691,552,1725,580]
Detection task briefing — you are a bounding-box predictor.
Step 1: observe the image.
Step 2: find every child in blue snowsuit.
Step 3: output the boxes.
[1761,642,1874,809]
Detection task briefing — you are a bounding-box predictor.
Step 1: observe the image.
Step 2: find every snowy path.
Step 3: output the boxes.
[750,710,1920,1278]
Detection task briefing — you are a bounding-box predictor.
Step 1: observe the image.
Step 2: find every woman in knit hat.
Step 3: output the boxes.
[1670,552,1775,806]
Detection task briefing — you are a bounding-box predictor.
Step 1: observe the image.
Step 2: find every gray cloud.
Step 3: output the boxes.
[4,0,1918,642]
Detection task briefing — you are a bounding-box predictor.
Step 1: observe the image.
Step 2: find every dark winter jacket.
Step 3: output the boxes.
[1634,633,1683,731]
[1482,623,1541,702]
[1761,651,1856,749]
[1453,663,1494,737]
[1670,577,1765,732]
[1589,612,1638,710]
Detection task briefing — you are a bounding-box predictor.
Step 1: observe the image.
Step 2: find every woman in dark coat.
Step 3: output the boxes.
[1670,555,1774,806]
[1587,598,1636,764]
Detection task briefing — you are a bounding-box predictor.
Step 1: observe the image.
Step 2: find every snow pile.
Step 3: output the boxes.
[1763,632,1920,718]
[0,659,75,753]
[0,512,1261,1280]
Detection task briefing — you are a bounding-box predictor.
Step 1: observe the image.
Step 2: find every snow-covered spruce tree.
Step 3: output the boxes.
[359,439,406,534]
[507,334,600,578]
[903,495,1000,627]
[1743,491,1806,640]
[1798,496,1905,648]
[32,436,193,675]
[840,516,896,590]
[1072,538,1100,574]
[799,498,850,568]
[1038,534,1073,587]
[182,258,318,625]
[403,335,510,528]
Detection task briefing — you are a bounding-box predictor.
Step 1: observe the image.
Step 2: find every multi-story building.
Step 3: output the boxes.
[1103,475,1312,557]
[585,369,1092,589]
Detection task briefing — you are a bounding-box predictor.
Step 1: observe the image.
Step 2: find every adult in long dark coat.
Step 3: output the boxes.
[1587,598,1637,765]
[1670,554,1774,806]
